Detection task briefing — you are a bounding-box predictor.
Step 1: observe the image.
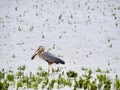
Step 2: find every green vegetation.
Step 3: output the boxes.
[0,69,5,80]
[42,35,45,39]
[18,26,22,31]
[0,65,120,90]
[7,74,14,82]
[29,26,34,31]
[114,75,120,90]
[0,80,9,90]
[12,54,16,58]
[53,67,61,73]
[67,70,78,78]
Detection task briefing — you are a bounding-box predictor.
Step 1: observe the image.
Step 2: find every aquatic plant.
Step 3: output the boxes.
[7,74,14,82]
[18,65,26,71]
[114,75,120,90]
[89,81,97,90]
[0,65,120,90]
[32,82,38,90]
[41,77,49,89]
[81,67,88,71]
[0,80,9,90]
[96,67,102,72]
[37,66,42,71]
[53,67,61,73]
[67,70,78,78]
[17,80,23,90]
[48,79,56,90]
[16,71,24,79]
[0,69,5,80]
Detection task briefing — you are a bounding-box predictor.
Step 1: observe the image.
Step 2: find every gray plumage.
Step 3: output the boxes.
[31,46,65,64]
[31,46,65,74]
[43,52,65,64]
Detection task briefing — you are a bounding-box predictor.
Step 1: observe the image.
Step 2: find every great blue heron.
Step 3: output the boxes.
[31,46,65,74]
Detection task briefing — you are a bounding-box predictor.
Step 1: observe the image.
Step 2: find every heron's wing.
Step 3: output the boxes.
[43,52,65,64]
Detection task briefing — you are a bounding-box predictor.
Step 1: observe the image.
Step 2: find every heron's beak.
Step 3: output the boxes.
[31,51,38,60]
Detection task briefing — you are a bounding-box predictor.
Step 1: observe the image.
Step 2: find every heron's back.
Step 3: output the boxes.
[43,52,65,64]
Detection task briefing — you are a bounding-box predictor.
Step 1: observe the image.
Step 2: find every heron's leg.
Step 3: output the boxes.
[48,62,53,75]
[48,63,50,74]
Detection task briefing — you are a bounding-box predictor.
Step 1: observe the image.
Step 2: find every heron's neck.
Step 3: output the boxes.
[38,51,44,59]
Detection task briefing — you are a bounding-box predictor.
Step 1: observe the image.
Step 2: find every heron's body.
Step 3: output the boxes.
[31,46,65,74]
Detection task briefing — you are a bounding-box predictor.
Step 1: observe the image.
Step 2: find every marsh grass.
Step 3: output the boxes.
[67,70,78,78]
[53,67,61,73]
[114,75,120,90]
[0,65,120,90]
[12,54,16,58]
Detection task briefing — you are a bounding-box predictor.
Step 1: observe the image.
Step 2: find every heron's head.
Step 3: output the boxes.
[35,46,45,54]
